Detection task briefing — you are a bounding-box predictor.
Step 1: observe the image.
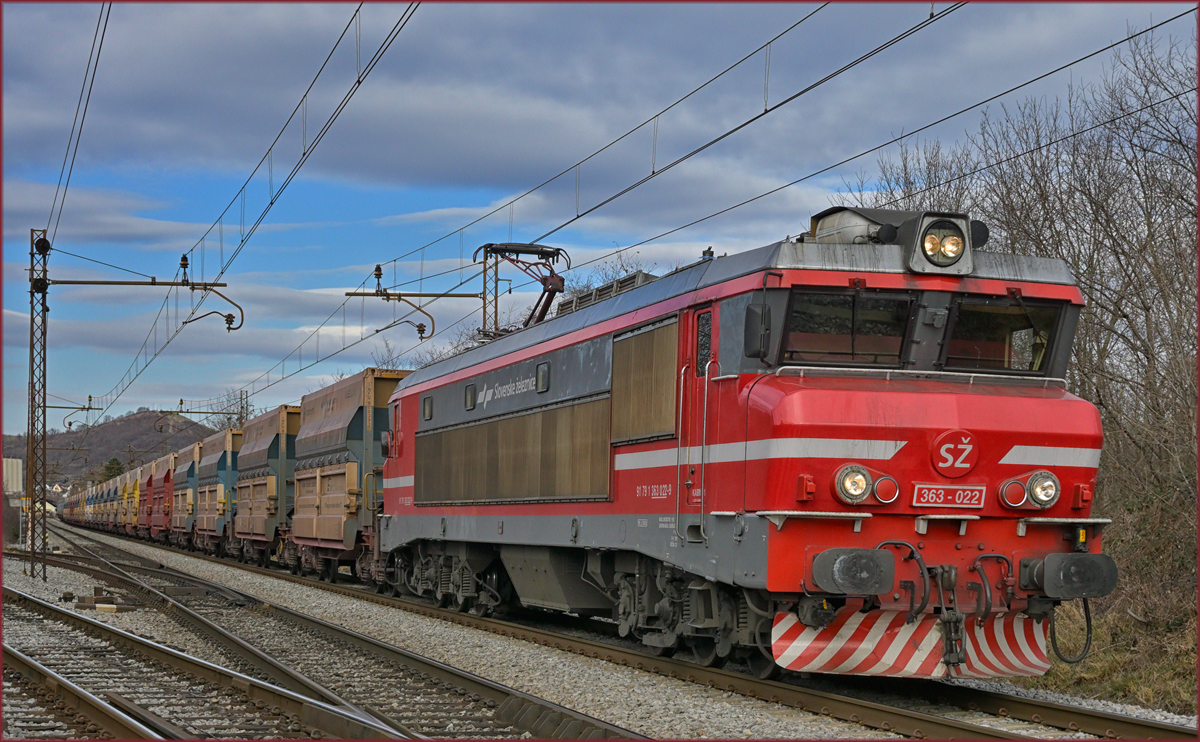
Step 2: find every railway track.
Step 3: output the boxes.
[3,643,165,740]
[2,587,402,739]
[21,530,646,740]
[41,524,1198,740]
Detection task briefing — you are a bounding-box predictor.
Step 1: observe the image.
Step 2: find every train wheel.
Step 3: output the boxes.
[745,648,781,680]
[645,635,678,657]
[454,595,474,613]
[688,637,728,669]
[327,561,338,584]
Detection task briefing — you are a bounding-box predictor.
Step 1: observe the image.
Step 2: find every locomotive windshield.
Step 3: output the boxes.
[779,289,1068,375]
[781,290,914,367]
[943,296,1063,374]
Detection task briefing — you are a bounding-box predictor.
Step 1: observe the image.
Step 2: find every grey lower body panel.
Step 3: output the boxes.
[378,511,771,588]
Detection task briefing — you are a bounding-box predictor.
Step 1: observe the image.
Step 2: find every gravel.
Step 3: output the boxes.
[945,677,1198,729]
[26,533,898,739]
[30,528,1198,737]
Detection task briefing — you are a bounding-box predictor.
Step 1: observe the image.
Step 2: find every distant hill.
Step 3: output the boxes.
[3,410,216,491]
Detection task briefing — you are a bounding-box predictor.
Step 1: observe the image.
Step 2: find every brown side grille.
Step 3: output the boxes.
[416,398,611,504]
[611,321,678,442]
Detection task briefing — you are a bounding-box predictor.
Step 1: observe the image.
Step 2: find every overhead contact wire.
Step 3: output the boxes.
[532,2,967,243]
[88,3,420,421]
[375,4,830,271]
[46,2,110,239]
[558,8,1196,276]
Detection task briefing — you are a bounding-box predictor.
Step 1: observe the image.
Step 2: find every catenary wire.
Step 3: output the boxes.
[532,2,966,243]
[46,2,110,241]
[172,2,1173,412]
[550,9,1196,277]
[171,8,835,409]
[78,7,1192,420]
[82,4,419,427]
[190,1,957,407]
[371,4,831,274]
[878,86,1197,208]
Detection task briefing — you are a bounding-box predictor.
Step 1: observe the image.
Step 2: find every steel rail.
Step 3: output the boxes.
[49,524,1199,740]
[13,547,645,741]
[3,587,406,739]
[20,541,377,717]
[913,680,1196,740]
[3,643,167,740]
[39,542,1018,740]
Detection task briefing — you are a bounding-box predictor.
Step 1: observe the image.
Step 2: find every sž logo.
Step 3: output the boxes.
[931,429,978,478]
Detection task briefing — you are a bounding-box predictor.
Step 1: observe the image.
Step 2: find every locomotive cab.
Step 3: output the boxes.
[734,206,1118,676]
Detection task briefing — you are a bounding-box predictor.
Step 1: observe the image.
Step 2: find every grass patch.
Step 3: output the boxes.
[1010,600,1197,715]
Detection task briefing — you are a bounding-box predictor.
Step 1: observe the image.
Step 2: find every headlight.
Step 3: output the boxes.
[921,221,967,266]
[1027,471,1060,508]
[835,464,872,504]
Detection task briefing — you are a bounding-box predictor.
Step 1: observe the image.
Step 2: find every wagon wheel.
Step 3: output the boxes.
[688,637,728,669]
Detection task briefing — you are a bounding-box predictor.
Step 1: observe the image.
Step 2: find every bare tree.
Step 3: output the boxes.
[836,138,984,214]
[202,388,259,430]
[563,249,657,299]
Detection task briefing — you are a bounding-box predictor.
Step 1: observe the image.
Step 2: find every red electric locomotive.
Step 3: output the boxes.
[374,206,1117,679]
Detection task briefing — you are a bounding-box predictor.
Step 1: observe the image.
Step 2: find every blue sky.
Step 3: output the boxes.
[3,2,1194,435]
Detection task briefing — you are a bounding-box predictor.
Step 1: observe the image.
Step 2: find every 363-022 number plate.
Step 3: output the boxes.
[912,484,986,508]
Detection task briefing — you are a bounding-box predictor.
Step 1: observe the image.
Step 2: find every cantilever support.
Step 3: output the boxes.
[347,268,473,340]
[182,285,243,331]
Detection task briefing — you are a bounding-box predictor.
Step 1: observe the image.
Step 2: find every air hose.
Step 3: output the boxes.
[1049,597,1093,663]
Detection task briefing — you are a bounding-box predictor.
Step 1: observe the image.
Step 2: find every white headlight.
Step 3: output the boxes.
[920,221,967,267]
[835,465,872,504]
[1027,471,1060,508]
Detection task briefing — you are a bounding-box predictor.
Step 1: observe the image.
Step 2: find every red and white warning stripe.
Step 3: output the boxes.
[772,609,1050,678]
[957,613,1051,677]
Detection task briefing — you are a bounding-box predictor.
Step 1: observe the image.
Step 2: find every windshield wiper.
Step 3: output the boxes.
[1006,288,1044,336]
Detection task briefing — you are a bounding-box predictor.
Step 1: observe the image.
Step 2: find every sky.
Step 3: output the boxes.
[3,2,1194,438]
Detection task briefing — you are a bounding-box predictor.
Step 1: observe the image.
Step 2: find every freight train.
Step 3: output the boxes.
[62,205,1117,680]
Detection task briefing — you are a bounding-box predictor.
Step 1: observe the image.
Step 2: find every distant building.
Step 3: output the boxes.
[4,458,22,495]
